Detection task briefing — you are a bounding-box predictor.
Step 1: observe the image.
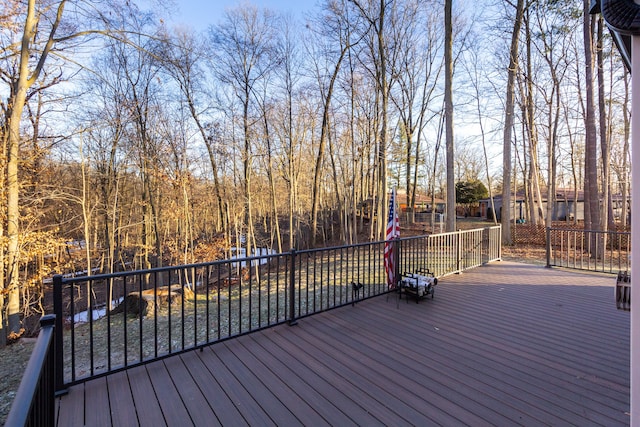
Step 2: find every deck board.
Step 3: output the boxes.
[55,381,85,426]
[162,356,214,427]
[263,329,404,426]
[177,350,243,425]
[107,371,137,427]
[145,360,194,426]
[268,326,426,426]
[126,365,166,427]
[56,262,631,426]
[310,311,514,426]
[196,346,276,426]
[353,296,622,425]
[314,306,539,425]
[82,377,111,427]
[246,334,379,425]
[228,339,342,426]
[210,342,306,426]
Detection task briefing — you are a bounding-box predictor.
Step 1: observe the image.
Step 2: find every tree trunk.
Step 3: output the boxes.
[501,0,525,245]
[621,69,630,228]
[311,46,347,247]
[242,90,254,258]
[376,0,389,241]
[523,11,544,226]
[597,16,614,232]
[4,0,68,337]
[583,6,600,242]
[444,0,455,232]
[262,111,282,253]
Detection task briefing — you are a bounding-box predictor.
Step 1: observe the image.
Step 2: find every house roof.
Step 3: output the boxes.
[394,190,445,205]
[479,189,586,203]
[591,0,640,71]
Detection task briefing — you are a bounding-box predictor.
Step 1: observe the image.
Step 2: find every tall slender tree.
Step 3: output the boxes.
[162,28,227,235]
[209,5,279,255]
[444,0,455,232]
[501,0,525,245]
[582,1,600,241]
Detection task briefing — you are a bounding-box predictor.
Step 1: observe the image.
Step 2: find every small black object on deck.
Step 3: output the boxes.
[399,268,437,303]
[351,282,364,306]
[615,270,631,311]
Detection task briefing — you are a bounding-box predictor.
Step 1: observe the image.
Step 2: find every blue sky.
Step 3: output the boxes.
[172,0,318,30]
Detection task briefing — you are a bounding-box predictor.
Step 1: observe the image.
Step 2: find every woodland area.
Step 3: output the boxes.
[0,0,630,343]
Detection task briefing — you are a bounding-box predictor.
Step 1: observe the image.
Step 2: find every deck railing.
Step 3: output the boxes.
[546,227,631,274]
[46,226,501,392]
[397,226,501,277]
[5,315,56,427]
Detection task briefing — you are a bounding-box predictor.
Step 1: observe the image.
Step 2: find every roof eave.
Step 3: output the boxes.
[592,0,640,72]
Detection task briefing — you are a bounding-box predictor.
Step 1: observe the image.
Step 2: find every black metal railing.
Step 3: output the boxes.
[49,226,501,391]
[5,315,56,427]
[546,227,631,274]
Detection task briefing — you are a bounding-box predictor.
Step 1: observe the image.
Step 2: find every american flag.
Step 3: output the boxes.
[384,188,400,289]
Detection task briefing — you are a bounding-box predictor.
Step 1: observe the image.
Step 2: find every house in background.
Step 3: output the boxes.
[552,189,585,221]
[478,194,526,222]
[356,190,447,223]
[395,189,446,214]
[478,189,592,222]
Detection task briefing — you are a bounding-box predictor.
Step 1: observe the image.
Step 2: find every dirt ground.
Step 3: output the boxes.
[501,244,547,266]
[0,339,36,425]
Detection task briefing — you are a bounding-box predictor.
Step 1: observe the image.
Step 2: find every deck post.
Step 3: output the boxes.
[394,238,400,289]
[456,230,462,273]
[41,314,56,423]
[52,274,66,395]
[288,249,298,326]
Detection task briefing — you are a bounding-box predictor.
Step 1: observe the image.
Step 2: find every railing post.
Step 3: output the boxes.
[5,314,57,427]
[288,249,298,326]
[41,314,56,424]
[482,227,488,264]
[394,238,400,289]
[546,227,552,268]
[52,275,66,394]
[456,230,462,273]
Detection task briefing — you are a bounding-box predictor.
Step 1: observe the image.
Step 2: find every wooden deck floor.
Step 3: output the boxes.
[55,261,630,426]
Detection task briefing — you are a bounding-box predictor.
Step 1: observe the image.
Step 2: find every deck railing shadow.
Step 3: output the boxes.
[8,226,501,426]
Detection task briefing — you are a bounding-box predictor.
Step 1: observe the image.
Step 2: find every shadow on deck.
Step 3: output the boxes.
[56,261,630,426]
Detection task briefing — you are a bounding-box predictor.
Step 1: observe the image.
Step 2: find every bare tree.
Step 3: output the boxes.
[348,0,391,240]
[276,14,304,250]
[1,0,97,340]
[389,0,443,223]
[582,2,600,241]
[501,0,525,245]
[521,6,544,225]
[444,0,456,231]
[209,5,279,255]
[310,0,359,246]
[619,69,630,228]
[0,0,166,342]
[1,0,71,341]
[596,16,614,232]
[463,43,497,224]
[162,28,227,235]
[532,0,576,227]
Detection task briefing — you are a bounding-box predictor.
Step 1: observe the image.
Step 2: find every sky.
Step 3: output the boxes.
[171,0,318,30]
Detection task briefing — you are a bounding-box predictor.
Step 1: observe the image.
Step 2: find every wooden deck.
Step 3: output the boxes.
[55,261,630,426]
